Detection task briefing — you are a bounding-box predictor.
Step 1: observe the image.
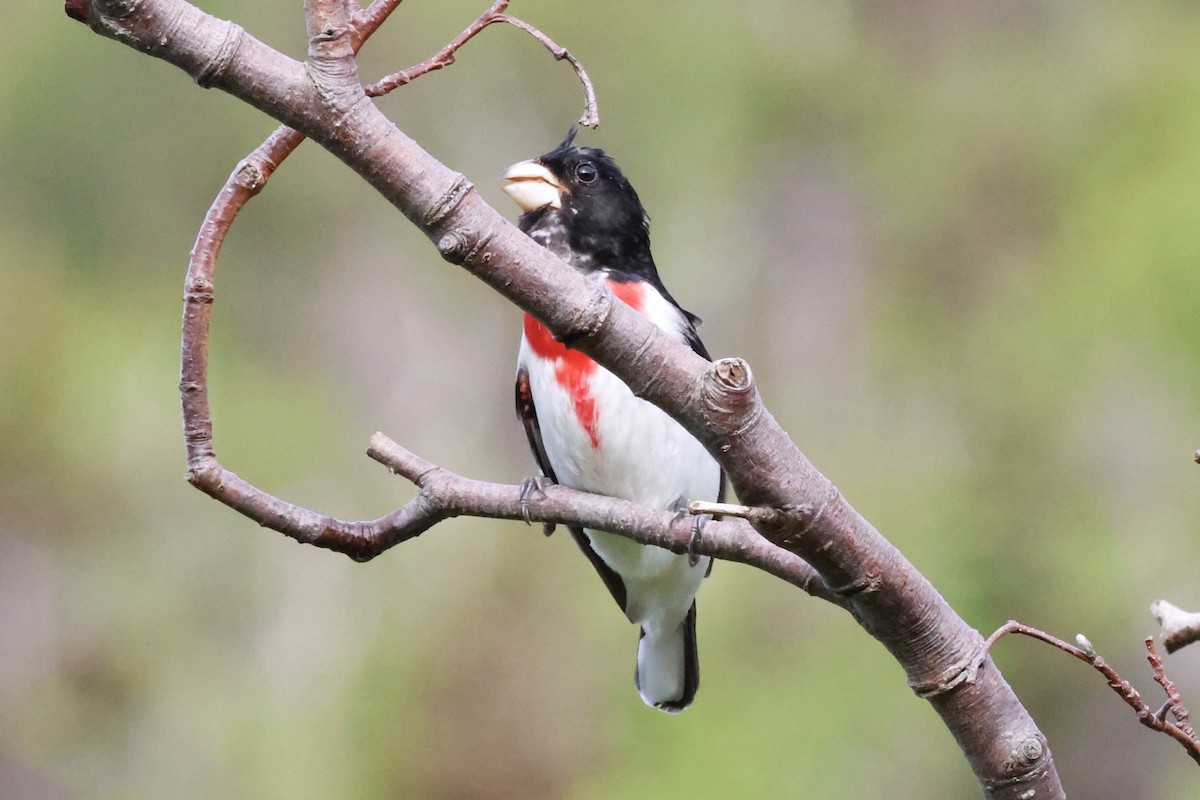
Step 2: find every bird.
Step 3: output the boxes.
[502,128,722,712]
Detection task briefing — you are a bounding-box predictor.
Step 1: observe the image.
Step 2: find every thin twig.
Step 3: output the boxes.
[493,15,598,127]
[363,0,508,95]
[979,621,1200,766]
[689,499,778,521]
[351,0,405,49]
[1147,637,1196,738]
[364,2,599,127]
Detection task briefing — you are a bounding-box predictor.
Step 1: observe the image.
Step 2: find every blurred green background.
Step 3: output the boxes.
[5,0,1200,797]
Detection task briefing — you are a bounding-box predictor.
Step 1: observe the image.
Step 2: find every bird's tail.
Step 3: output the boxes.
[634,601,699,713]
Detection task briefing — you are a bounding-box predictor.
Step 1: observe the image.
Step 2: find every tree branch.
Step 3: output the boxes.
[350,0,404,50]
[362,1,598,127]
[364,434,844,603]
[72,1,1069,795]
[180,0,610,563]
[980,621,1200,766]
[1152,599,1200,654]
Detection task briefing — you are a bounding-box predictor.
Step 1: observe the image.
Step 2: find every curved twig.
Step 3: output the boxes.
[180,0,581,539]
[181,0,403,535]
[492,15,598,127]
[364,2,599,127]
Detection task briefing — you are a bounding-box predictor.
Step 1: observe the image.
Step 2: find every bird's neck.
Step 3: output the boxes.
[521,209,658,281]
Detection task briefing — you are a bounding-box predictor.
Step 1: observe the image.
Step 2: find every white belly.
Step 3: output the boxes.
[516,281,720,632]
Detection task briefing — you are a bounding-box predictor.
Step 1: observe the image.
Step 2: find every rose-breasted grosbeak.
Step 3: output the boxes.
[503,130,722,712]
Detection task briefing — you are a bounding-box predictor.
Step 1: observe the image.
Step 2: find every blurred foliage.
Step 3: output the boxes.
[4,0,1200,797]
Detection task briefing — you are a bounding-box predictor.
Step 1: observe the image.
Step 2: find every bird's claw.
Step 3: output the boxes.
[687,516,705,567]
[672,497,706,567]
[519,476,556,536]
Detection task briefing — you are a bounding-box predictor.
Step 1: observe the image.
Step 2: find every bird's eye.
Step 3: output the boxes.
[575,162,598,184]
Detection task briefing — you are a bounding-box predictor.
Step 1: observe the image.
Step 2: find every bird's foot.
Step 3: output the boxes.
[519,475,557,536]
[686,516,707,567]
[671,496,707,567]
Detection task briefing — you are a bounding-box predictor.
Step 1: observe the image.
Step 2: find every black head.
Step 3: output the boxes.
[502,133,654,274]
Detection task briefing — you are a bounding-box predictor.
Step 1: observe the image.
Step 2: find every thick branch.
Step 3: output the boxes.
[73,1,1064,795]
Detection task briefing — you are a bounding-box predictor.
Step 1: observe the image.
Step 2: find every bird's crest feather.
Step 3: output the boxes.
[559,124,580,150]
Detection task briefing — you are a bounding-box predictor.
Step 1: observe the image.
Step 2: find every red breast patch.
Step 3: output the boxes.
[524,280,646,449]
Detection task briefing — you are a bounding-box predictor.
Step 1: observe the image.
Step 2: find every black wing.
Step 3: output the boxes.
[516,367,629,611]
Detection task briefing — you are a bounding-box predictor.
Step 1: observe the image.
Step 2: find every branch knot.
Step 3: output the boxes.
[424,174,475,230]
[310,24,348,44]
[105,0,143,19]
[772,486,840,550]
[185,275,214,302]
[557,283,613,346]
[909,629,988,699]
[233,159,267,193]
[437,231,470,264]
[195,22,245,87]
[699,358,762,440]
[982,735,1051,792]
[828,571,881,597]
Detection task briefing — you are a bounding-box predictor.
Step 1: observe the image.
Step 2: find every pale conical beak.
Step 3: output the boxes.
[502,159,565,212]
